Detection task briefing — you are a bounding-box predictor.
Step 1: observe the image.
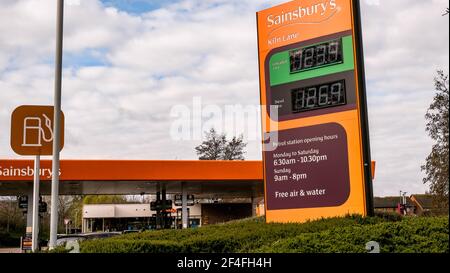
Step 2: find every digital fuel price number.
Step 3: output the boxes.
[291,79,346,113]
[289,39,343,73]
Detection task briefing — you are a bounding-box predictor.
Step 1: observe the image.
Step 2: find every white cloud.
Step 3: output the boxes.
[63,2,143,52]
[360,0,449,196]
[0,0,448,197]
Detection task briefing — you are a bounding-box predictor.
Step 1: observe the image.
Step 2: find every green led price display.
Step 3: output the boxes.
[291,79,346,113]
[290,39,343,73]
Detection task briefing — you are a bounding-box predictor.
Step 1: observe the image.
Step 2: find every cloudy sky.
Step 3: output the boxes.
[0,0,448,196]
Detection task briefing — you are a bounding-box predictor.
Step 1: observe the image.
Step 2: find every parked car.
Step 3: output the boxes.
[122,229,140,234]
[82,232,122,239]
[51,232,122,252]
[55,235,87,247]
[48,234,86,253]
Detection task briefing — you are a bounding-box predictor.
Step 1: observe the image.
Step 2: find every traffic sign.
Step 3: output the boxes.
[21,236,32,251]
[11,105,64,156]
[17,196,47,213]
[18,195,28,209]
[257,0,373,223]
[174,194,195,206]
[150,200,173,211]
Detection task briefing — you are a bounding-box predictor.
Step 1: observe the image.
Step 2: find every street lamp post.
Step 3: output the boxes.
[49,0,64,249]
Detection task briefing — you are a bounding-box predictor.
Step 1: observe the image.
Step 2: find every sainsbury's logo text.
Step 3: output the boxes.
[0,166,61,179]
[267,0,337,28]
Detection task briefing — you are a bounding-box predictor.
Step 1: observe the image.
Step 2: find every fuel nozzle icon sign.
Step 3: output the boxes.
[11,105,64,156]
[22,114,54,147]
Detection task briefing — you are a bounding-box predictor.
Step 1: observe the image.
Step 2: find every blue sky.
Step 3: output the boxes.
[63,48,110,68]
[0,0,449,197]
[100,0,173,14]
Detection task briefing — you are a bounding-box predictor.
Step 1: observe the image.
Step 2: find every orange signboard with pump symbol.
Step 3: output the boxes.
[11,105,64,156]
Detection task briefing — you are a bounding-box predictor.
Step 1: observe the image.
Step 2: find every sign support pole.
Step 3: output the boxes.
[181,182,188,229]
[352,0,374,216]
[49,0,64,249]
[31,155,40,252]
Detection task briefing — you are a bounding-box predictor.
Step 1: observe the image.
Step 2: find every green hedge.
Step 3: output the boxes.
[80,215,448,253]
[257,217,449,253]
[82,239,184,253]
[0,232,21,247]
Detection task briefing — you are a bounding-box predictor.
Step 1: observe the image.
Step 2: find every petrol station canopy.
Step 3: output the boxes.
[0,160,264,197]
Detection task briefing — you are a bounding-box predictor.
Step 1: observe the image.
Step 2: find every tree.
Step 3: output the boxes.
[195,128,247,160]
[0,197,24,233]
[82,195,129,204]
[421,70,449,208]
[195,128,227,160]
[66,196,83,230]
[223,135,247,160]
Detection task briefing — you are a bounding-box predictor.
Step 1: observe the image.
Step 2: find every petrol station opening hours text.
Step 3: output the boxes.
[274,173,307,182]
[299,154,328,164]
[273,158,296,166]
[273,134,339,148]
[273,154,328,166]
[272,148,320,159]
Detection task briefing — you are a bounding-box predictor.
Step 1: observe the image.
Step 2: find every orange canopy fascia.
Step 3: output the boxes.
[0,159,262,181]
[0,159,375,182]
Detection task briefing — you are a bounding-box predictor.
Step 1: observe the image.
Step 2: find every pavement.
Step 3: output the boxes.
[0,248,22,253]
